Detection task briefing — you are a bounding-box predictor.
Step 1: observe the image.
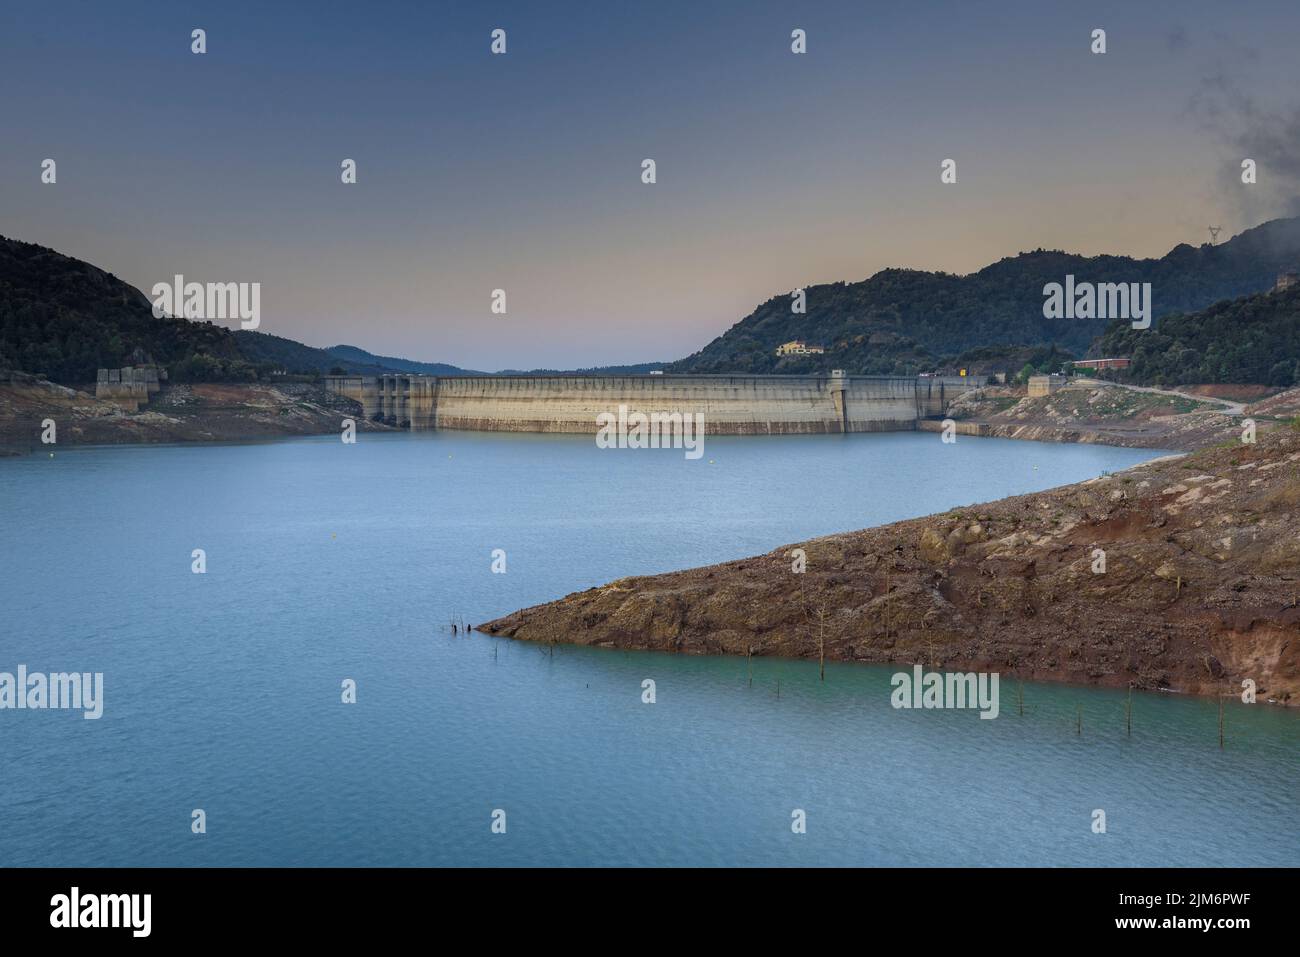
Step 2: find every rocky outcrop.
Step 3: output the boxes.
[483,429,1300,701]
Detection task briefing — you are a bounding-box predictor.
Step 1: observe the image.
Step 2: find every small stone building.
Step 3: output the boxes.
[1027,374,1067,397]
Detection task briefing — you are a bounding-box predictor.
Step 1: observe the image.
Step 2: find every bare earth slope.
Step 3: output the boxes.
[0,374,391,452]
[939,381,1246,449]
[483,429,1300,701]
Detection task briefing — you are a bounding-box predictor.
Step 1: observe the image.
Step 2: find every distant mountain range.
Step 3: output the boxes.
[322,344,483,376]
[232,333,485,377]
[233,337,669,377]
[493,361,671,375]
[3,219,1299,386]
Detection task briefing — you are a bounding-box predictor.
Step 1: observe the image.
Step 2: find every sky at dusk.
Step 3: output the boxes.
[3,0,1300,370]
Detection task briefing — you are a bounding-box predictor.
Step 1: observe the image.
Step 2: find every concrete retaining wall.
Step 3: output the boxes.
[323,373,984,435]
[434,375,873,434]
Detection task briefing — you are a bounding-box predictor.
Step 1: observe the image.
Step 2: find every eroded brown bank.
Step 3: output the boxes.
[483,429,1300,701]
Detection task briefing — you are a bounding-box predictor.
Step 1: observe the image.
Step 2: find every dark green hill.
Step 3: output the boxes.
[669,218,1300,375]
[0,234,250,383]
[0,235,471,382]
[1091,284,1300,387]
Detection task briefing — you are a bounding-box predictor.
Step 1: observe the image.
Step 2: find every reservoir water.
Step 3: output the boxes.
[1,431,1296,866]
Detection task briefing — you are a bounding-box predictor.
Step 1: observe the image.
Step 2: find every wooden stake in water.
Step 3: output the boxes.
[1218,694,1224,749]
[1076,705,1082,736]
[747,647,753,688]
[1126,684,1132,736]
[1017,680,1024,717]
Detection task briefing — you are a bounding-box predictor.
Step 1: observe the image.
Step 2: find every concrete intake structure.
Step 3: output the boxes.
[322,372,984,434]
[95,366,163,412]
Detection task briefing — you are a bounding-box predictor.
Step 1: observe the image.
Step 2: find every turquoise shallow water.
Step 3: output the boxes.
[1,430,1295,866]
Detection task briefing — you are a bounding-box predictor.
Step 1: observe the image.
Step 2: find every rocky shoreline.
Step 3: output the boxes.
[482,428,1300,702]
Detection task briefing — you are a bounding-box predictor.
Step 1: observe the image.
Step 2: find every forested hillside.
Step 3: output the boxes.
[0,235,253,383]
[669,218,1300,375]
[0,235,457,382]
[1092,285,1300,387]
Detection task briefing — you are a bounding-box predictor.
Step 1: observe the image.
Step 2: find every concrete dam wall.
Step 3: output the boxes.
[323,373,982,435]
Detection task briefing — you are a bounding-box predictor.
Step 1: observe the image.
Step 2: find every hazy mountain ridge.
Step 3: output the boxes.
[324,344,482,376]
[493,361,673,376]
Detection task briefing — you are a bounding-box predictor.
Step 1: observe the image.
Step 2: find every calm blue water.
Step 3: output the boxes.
[1,431,1296,866]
